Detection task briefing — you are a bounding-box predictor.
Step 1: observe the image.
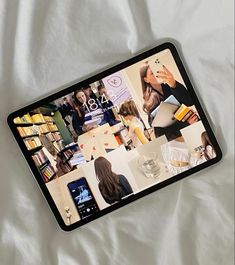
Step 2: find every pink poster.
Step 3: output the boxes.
[102,71,132,106]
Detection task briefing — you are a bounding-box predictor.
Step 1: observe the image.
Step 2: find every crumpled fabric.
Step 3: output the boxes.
[0,1,234,265]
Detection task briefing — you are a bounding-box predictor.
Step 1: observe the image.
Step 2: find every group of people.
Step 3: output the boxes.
[59,85,118,137]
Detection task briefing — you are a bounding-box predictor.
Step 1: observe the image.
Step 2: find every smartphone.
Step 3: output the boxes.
[67,178,100,219]
[7,42,222,231]
[148,56,165,84]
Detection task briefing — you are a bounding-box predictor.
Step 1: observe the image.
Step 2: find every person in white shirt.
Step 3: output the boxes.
[161,135,206,176]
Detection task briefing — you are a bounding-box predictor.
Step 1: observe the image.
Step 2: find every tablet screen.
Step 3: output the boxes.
[8,43,221,230]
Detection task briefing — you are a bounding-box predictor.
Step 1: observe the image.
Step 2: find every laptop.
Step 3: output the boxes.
[151,101,179,127]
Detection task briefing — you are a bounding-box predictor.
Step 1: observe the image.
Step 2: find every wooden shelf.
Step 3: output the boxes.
[38,160,50,170]
[21,134,39,139]
[15,123,34,127]
[60,143,78,152]
[28,146,42,153]
[63,155,73,163]
[34,122,46,125]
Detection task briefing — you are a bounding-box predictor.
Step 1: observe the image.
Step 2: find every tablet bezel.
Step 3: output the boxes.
[7,42,222,231]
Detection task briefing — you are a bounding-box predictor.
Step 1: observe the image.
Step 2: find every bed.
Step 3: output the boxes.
[0,1,234,264]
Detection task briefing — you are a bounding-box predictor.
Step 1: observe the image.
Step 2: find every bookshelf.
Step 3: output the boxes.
[14,112,62,183]
[14,111,80,182]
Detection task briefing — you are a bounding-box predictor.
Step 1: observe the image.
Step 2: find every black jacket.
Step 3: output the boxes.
[149,82,193,140]
[99,175,133,204]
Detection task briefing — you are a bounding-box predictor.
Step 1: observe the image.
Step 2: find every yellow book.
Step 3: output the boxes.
[14,117,22,124]
[174,104,190,121]
[23,114,33,123]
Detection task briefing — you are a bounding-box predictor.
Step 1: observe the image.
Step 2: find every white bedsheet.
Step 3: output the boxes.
[0,1,234,264]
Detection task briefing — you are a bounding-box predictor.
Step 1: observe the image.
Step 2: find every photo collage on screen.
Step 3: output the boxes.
[13,49,217,225]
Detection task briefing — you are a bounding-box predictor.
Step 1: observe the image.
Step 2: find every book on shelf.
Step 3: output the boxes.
[13,117,22,124]
[24,137,42,150]
[45,132,54,142]
[47,124,58,132]
[53,141,64,151]
[51,132,61,141]
[17,125,39,137]
[31,114,45,123]
[39,124,50,134]
[32,149,49,167]
[14,114,33,124]
[63,149,73,159]
[41,164,56,182]
[44,116,54,123]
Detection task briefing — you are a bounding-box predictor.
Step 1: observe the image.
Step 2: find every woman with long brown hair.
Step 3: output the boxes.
[94,157,133,204]
[140,63,197,141]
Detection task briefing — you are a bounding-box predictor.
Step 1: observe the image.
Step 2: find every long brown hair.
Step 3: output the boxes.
[73,90,85,117]
[201,131,214,160]
[118,100,140,118]
[140,63,163,113]
[94,157,120,200]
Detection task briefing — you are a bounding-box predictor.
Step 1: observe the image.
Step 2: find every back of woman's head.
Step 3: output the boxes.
[94,157,112,182]
[94,157,120,200]
[118,100,140,118]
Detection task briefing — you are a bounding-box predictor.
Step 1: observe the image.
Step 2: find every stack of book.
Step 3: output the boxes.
[51,132,62,141]
[17,126,39,137]
[174,104,193,122]
[47,123,58,132]
[31,114,45,123]
[13,114,33,124]
[63,149,73,160]
[32,150,49,167]
[44,116,54,123]
[53,141,64,151]
[39,124,50,134]
[41,164,56,182]
[23,137,42,150]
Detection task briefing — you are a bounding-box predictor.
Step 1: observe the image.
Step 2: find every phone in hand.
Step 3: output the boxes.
[148,56,164,84]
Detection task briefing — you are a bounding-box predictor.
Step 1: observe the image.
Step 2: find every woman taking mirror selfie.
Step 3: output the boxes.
[140,63,198,141]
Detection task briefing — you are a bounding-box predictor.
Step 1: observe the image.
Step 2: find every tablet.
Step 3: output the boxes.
[7,42,222,231]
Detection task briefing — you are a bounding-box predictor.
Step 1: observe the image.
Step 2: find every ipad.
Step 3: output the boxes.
[7,42,222,231]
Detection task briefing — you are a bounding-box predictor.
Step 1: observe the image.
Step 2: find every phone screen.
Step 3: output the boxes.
[67,178,99,219]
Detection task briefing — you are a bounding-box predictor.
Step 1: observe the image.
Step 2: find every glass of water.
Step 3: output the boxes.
[138,153,161,178]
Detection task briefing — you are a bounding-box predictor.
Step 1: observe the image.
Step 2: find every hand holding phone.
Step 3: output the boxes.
[156,65,177,88]
[148,57,165,84]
